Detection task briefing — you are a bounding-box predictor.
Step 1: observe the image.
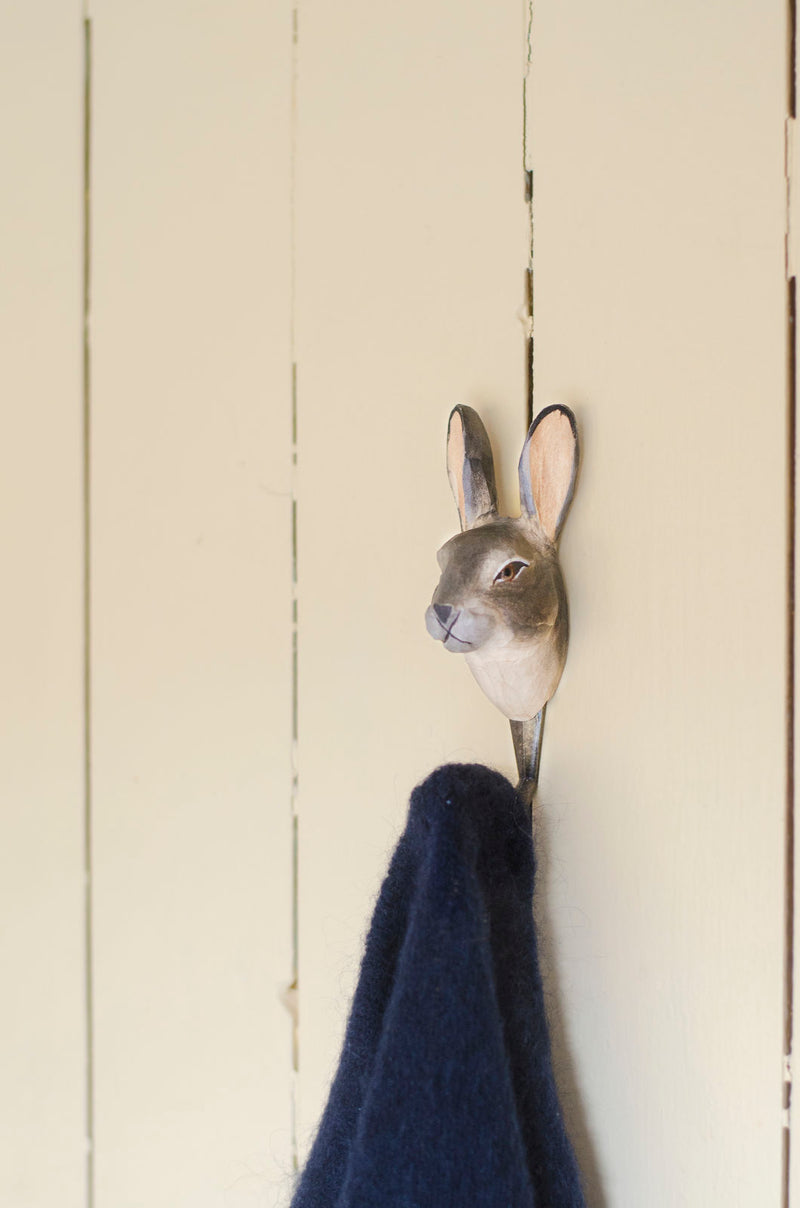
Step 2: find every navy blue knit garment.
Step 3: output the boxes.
[291,763,585,1208]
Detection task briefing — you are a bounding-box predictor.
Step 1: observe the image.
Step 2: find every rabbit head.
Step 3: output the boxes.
[425,404,579,722]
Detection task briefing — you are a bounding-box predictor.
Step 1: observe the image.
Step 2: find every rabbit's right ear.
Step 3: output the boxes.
[519,404,579,541]
[446,405,498,531]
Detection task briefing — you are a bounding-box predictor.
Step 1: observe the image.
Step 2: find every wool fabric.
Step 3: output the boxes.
[291,762,585,1208]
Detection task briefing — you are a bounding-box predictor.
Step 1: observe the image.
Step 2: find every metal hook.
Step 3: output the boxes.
[511,708,545,816]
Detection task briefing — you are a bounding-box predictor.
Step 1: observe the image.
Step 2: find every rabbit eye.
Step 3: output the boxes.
[493,559,528,584]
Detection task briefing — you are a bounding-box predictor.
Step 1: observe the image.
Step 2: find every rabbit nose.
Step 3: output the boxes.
[433,603,454,624]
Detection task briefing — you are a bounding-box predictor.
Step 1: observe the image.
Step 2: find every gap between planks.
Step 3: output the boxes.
[82,14,95,1208]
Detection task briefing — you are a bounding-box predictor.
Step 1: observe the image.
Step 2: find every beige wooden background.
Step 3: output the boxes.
[0,2,793,1206]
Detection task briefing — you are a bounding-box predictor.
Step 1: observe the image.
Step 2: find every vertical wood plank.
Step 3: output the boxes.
[0,8,87,1207]
[530,1,788,1203]
[90,5,294,1204]
[294,0,530,1149]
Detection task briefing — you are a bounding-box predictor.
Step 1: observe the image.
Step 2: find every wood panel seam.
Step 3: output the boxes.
[523,0,534,424]
[290,2,300,1179]
[786,8,797,1204]
[81,14,95,1208]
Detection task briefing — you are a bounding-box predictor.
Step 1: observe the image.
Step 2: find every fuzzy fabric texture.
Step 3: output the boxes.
[291,763,585,1207]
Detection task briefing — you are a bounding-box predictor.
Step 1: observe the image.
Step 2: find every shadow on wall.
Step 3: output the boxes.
[534,804,606,1208]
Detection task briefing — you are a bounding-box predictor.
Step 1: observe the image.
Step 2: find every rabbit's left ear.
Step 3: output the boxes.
[519,404,579,541]
[447,405,498,531]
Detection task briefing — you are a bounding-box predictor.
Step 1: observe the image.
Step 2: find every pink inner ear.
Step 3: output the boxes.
[528,411,575,540]
[447,410,467,528]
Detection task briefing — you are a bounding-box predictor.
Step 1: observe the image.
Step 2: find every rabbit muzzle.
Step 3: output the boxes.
[424,601,495,652]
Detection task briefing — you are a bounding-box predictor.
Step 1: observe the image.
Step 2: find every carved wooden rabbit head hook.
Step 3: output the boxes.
[425,403,579,805]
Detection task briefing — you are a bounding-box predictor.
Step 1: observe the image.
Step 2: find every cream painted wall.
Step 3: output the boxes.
[0,8,86,1206]
[0,2,793,1206]
[529,5,789,1203]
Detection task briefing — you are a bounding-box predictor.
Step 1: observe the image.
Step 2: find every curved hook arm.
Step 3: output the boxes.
[510,708,545,816]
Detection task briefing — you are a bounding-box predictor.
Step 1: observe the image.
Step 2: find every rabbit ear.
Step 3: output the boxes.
[518,404,579,541]
[446,405,499,531]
